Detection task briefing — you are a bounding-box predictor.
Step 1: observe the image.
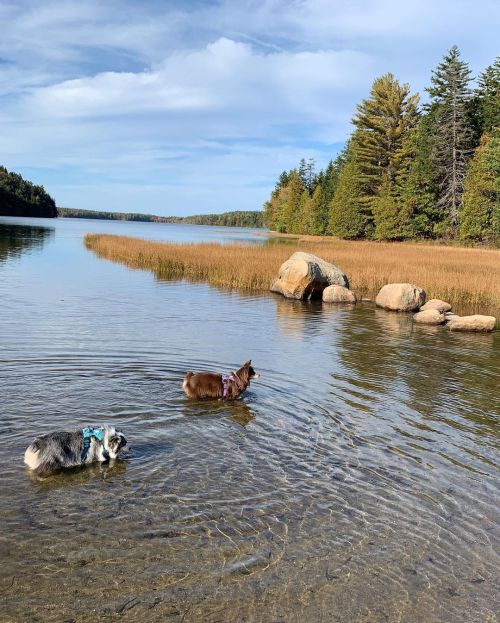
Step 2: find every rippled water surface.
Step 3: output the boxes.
[1,216,499,623]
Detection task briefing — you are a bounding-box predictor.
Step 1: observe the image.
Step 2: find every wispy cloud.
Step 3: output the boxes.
[0,0,497,213]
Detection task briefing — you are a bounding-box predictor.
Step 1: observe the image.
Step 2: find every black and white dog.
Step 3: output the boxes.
[24,425,127,477]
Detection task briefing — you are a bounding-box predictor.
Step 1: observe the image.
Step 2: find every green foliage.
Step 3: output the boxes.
[262,47,497,243]
[459,130,500,240]
[327,156,366,239]
[426,46,472,232]
[58,207,264,228]
[0,166,57,218]
[353,73,419,197]
[469,58,500,142]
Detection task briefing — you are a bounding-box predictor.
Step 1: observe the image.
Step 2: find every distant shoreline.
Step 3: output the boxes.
[57,207,264,228]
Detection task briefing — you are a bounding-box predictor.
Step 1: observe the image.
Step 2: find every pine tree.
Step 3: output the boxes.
[459,130,500,241]
[281,170,305,233]
[328,155,366,238]
[307,185,325,235]
[372,176,401,240]
[395,116,442,238]
[426,46,472,234]
[469,57,500,142]
[353,73,420,196]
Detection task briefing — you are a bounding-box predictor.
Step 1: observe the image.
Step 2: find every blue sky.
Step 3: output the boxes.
[0,0,498,215]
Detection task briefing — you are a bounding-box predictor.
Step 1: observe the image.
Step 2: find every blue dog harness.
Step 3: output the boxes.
[81,426,105,462]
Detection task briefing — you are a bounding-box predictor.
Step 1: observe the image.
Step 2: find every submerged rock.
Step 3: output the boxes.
[447,315,496,332]
[420,299,452,313]
[375,283,426,312]
[413,309,446,325]
[322,285,356,304]
[270,252,348,300]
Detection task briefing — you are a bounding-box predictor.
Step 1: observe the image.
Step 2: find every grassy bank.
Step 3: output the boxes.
[84,233,500,317]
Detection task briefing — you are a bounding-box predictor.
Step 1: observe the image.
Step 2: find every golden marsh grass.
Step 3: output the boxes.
[85,233,500,317]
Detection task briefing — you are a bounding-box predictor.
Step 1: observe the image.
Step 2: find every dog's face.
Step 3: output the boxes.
[245,361,261,380]
[104,428,127,459]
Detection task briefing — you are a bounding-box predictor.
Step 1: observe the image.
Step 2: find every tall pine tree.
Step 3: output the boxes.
[426,46,472,234]
[352,73,419,237]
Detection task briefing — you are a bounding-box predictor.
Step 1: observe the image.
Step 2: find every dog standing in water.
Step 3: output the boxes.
[183,360,260,400]
[24,425,127,477]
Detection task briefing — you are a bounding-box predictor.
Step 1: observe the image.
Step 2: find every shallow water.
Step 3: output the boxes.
[0,216,499,623]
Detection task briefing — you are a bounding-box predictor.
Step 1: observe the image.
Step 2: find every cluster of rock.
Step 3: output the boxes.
[270,253,497,333]
[374,283,496,332]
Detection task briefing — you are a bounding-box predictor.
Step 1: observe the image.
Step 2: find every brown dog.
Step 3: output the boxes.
[182,360,260,400]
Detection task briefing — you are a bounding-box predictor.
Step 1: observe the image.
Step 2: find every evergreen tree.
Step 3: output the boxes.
[282,170,306,233]
[469,57,500,141]
[372,176,401,240]
[426,46,472,234]
[307,185,325,235]
[459,130,500,241]
[328,155,366,238]
[395,116,442,238]
[353,73,419,196]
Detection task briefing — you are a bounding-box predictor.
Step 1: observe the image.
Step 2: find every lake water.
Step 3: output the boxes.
[0,216,499,623]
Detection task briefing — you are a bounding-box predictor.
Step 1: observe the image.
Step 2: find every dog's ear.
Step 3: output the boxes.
[244,360,252,367]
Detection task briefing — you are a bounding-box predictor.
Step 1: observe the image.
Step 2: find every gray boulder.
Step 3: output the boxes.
[322,285,356,304]
[270,252,348,300]
[375,283,426,312]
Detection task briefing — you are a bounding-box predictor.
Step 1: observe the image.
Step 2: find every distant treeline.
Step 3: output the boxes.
[264,47,499,243]
[0,166,57,218]
[58,207,264,228]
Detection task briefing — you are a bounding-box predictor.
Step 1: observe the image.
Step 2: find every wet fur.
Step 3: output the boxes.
[183,360,259,401]
[24,425,127,477]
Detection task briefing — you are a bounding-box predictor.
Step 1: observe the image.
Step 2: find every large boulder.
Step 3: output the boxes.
[447,315,496,332]
[420,299,452,313]
[413,309,445,325]
[375,283,426,312]
[270,252,348,300]
[323,285,356,304]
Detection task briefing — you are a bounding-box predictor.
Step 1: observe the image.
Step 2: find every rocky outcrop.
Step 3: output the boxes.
[322,285,356,304]
[447,315,496,332]
[270,252,348,300]
[375,283,426,312]
[413,309,446,325]
[420,299,452,313]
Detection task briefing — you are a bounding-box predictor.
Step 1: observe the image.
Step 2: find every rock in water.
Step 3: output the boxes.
[447,315,496,332]
[375,283,426,312]
[413,309,445,325]
[420,299,452,313]
[323,285,356,304]
[270,252,348,300]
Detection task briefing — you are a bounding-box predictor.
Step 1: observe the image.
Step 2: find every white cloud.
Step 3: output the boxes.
[0,0,498,214]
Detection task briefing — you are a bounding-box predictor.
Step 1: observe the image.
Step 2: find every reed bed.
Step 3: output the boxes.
[85,233,500,317]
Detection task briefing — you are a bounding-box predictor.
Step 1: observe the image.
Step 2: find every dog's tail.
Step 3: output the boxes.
[24,440,41,470]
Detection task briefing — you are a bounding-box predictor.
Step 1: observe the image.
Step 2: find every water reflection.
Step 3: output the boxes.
[182,398,256,427]
[0,217,499,623]
[0,221,54,263]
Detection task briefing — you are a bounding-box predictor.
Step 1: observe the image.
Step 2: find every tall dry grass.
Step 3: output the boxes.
[85,233,500,317]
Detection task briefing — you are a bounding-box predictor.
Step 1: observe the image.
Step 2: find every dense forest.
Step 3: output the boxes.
[59,207,264,228]
[0,167,57,218]
[264,47,499,243]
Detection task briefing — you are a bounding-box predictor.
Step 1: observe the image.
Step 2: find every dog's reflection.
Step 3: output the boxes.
[26,457,128,488]
[181,398,255,427]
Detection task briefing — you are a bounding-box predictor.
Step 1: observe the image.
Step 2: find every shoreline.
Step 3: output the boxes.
[84,233,500,318]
